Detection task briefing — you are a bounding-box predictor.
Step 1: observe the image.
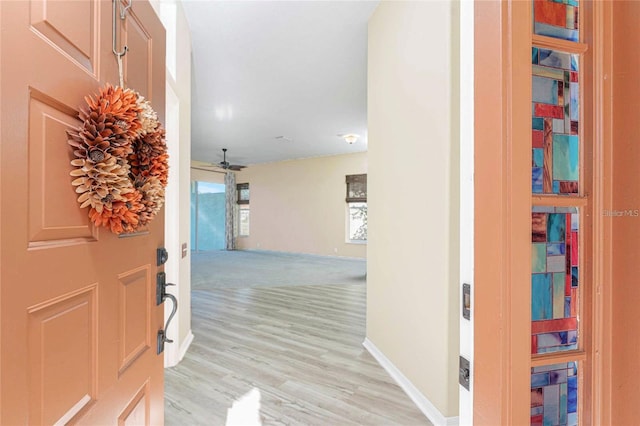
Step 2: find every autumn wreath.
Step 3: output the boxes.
[67,84,168,234]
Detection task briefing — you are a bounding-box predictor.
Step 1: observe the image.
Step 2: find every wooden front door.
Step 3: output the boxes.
[0,1,166,424]
[474,1,640,425]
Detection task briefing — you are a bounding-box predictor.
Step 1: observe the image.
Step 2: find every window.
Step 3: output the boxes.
[236,183,250,236]
[346,174,367,242]
[238,207,250,236]
[190,181,226,251]
[530,8,584,421]
[236,183,249,204]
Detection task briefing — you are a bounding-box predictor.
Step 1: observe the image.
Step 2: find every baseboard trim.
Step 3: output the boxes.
[178,330,194,362]
[363,338,459,426]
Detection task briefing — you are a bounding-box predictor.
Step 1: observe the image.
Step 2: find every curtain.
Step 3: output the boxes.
[224,171,236,250]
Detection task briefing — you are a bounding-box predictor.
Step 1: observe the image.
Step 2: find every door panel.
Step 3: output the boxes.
[29,0,98,75]
[118,266,152,374]
[28,90,97,245]
[28,285,98,425]
[124,11,153,100]
[118,381,150,426]
[1,1,166,424]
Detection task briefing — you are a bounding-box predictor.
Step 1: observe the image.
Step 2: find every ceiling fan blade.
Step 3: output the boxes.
[228,165,246,171]
[191,166,226,174]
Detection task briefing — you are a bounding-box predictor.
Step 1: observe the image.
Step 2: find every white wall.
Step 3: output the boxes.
[151,0,193,367]
[458,1,474,424]
[235,152,367,258]
[191,167,225,184]
[367,1,460,424]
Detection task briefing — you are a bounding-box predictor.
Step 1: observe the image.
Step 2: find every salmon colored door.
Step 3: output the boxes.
[474,1,640,425]
[608,2,640,424]
[0,1,166,424]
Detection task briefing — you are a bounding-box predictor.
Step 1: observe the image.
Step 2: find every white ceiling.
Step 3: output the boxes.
[183,0,378,167]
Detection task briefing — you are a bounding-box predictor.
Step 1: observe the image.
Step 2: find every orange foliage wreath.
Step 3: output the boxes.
[67,84,168,234]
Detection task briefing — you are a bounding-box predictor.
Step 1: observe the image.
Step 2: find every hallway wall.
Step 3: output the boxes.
[191,167,225,184]
[151,0,193,366]
[235,152,367,258]
[367,1,460,421]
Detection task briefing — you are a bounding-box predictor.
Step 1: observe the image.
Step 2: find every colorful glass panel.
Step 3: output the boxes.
[533,0,579,42]
[532,48,579,194]
[531,206,579,354]
[531,362,578,426]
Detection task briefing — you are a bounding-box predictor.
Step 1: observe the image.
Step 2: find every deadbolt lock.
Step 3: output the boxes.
[157,247,168,266]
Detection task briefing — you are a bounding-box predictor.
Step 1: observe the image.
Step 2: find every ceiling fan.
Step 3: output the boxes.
[192,148,247,173]
[217,148,246,171]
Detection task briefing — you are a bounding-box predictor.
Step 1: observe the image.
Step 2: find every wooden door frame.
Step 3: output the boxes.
[473,0,612,424]
[585,1,611,424]
[474,1,531,424]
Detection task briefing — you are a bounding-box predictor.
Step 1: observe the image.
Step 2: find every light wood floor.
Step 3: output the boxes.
[165,282,432,425]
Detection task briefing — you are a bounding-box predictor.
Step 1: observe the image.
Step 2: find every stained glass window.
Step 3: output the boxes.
[532,1,581,422]
[531,362,578,426]
[532,48,579,195]
[533,0,579,42]
[531,206,579,354]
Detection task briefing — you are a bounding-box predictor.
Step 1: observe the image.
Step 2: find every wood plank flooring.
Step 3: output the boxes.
[165,281,432,425]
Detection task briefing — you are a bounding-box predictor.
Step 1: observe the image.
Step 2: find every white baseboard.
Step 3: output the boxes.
[178,330,194,362]
[165,330,194,368]
[363,338,459,426]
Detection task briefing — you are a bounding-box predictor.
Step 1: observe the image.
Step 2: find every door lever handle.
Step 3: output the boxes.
[156,289,178,354]
[156,272,175,305]
[163,293,178,340]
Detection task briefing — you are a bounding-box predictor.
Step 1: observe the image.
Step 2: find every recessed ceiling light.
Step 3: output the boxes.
[275,136,293,142]
[341,134,359,144]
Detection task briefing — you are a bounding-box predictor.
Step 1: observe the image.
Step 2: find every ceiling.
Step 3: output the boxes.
[182,0,378,167]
